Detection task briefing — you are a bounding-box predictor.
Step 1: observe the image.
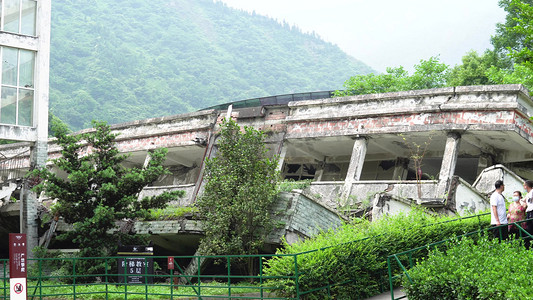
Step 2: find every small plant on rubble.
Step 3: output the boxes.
[399,133,434,199]
[28,121,184,260]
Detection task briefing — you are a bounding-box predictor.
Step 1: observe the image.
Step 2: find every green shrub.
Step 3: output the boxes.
[264,208,490,299]
[144,206,198,221]
[276,179,312,193]
[404,236,533,299]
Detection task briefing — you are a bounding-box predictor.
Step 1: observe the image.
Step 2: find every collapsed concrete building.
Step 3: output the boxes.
[1,84,533,255]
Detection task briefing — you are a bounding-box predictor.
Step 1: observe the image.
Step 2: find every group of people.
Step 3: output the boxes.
[490,179,533,241]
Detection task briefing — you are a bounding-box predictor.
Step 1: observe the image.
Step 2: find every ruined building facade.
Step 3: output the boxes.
[1,84,533,254]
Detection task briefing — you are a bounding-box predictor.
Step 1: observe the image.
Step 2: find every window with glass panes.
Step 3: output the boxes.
[0,47,35,126]
[2,0,37,36]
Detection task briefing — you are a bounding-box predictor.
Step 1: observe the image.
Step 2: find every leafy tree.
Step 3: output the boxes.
[484,0,533,90]
[507,0,533,67]
[335,56,448,97]
[29,121,183,258]
[446,50,503,86]
[486,62,533,90]
[196,118,280,275]
[492,0,533,66]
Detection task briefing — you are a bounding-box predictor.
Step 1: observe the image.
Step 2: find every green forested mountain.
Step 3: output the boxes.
[50,0,373,130]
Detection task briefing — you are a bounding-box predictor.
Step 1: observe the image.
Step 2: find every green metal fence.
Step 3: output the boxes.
[0,253,298,299]
[387,217,533,300]
[0,212,494,299]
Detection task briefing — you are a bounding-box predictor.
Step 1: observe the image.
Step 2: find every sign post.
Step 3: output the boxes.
[117,245,154,284]
[9,233,27,300]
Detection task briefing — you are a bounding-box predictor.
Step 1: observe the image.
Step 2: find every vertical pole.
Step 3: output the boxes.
[73,258,76,300]
[197,256,201,296]
[259,256,264,299]
[144,256,148,300]
[19,184,24,233]
[294,255,299,299]
[387,256,395,300]
[170,268,174,300]
[105,258,109,300]
[227,257,231,298]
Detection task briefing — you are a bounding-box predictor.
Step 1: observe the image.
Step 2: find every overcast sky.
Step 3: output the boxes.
[218,0,507,73]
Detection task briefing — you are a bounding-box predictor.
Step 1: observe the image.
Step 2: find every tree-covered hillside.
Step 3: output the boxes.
[50,0,373,130]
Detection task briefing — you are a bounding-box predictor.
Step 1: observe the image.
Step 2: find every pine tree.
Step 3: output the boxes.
[29,121,183,257]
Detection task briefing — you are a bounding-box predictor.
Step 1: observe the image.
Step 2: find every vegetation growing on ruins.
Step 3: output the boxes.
[404,236,533,299]
[334,56,449,97]
[28,121,183,259]
[264,209,490,299]
[196,119,280,275]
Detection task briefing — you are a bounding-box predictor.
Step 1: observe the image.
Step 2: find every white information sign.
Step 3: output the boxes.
[10,278,26,300]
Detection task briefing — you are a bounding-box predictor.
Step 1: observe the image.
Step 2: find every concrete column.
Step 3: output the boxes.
[392,157,409,180]
[23,140,48,255]
[191,133,217,202]
[142,151,152,169]
[342,137,368,198]
[477,153,493,176]
[314,161,325,182]
[276,143,288,172]
[436,132,461,199]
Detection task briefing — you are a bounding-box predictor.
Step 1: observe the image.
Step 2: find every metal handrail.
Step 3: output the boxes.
[0,212,492,299]
[387,218,533,300]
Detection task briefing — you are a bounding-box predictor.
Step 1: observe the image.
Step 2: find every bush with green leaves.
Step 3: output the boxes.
[276,179,312,193]
[404,236,533,299]
[264,209,490,299]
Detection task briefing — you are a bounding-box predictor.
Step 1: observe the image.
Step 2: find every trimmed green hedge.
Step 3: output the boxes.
[264,209,490,299]
[404,236,533,299]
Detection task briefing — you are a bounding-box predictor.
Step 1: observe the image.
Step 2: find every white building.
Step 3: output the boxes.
[0,0,51,253]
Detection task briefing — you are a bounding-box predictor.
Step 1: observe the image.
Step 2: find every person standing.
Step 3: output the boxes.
[490,180,508,240]
[523,180,533,247]
[507,190,527,238]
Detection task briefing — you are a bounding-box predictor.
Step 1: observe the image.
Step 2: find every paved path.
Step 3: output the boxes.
[365,288,406,300]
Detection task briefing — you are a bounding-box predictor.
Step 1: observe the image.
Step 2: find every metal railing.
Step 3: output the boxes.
[0,253,296,300]
[0,212,492,299]
[200,91,337,111]
[387,217,533,300]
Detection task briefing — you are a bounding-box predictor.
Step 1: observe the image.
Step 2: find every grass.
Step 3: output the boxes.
[2,280,275,299]
[144,206,198,221]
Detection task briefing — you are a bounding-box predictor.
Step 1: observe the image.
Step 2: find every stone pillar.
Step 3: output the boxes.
[342,137,368,198]
[392,157,409,180]
[477,153,493,176]
[436,132,461,199]
[191,133,217,202]
[276,143,288,172]
[314,161,325,182]
[23,140,48,256]
[142,151,152,169]
[16,0,51,257]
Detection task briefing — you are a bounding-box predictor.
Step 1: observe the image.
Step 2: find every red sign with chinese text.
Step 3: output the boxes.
[167,256,174,270]
[9,233,27,278]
